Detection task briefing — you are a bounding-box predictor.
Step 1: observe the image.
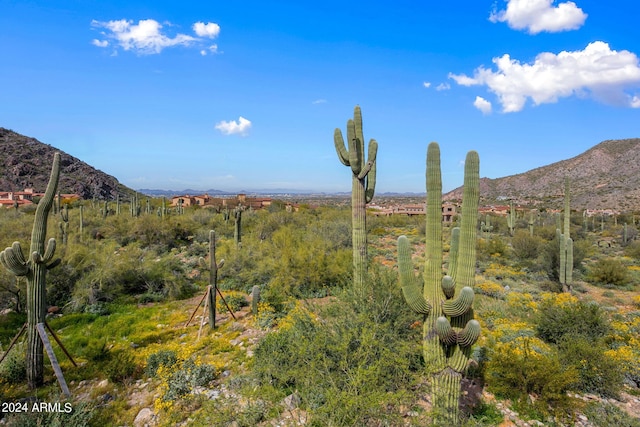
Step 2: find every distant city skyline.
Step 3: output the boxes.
[1,1,639,193]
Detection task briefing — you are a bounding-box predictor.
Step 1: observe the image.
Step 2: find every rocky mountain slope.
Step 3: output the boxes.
[0,128,131,200]
[444,138,640,211]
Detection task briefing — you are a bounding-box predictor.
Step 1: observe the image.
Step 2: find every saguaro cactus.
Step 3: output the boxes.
[234,207,242,246]
[0,153,61,388]
[506,200,516,236]
[59,204,69,245]
[559,177,573,292]
[397,143,480,425]
[334,105,378,294]
[200,230,224,329]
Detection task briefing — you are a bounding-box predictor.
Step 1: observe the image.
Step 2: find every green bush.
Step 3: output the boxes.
[0,342,26,384]
[558,337,622,398]
[624,241,640,260]
[587,258,632,287]
[252,267,421,425]
[511,230,542,261]
[536,299,610,344]
[582,401,640,427]
[146,349,178,377]
[485,338,576,417]
[104,351,141,383]
[163,358,216,401]
[217,291,248,313]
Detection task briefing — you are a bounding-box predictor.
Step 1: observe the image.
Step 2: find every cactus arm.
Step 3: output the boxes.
[458,319,481,348]
[454,151,479,291]
[398,236,431,315]
[436,317,457,346]
[442,287,474,317]
[448,227,460,284]
[333,129,350,166]
[348,133,362,176]
[357,139,378,180]
[0,244,29,276]
[441,275,455,299]
[42,238,56,264]
[364,162,376,204]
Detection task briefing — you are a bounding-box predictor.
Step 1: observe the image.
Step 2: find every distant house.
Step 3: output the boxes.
[170,193,272,210]
[0,188,81,208]
[369,202,458,222]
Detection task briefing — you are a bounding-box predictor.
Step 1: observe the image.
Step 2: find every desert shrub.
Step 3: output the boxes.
[538,280,563,293]
[477,236,508,260]
[252,267,420,425]
[161,358,217,402]
[254,302,277,329]
[474,279,506,299]
[587,258,632,287]
[536,296,610,344]
[582,401,640,427]
[104,350,141,383]
[511,230,542,261]
[467,401,504,425]
[625,241,640,259]
[558,337,622,397]
[146,349,178,376]
[217,291,248,312]
[486,337,576,417]
[0,342,26,384]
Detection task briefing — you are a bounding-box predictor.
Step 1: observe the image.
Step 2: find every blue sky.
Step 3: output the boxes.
[1,0,639,194]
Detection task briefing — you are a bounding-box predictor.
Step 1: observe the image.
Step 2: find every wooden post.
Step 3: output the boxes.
[36,323,70,397]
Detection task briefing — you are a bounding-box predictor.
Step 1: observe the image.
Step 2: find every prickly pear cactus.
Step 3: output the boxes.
[0,153,61,388]
[397,143,480,425]
[334,105,378,295]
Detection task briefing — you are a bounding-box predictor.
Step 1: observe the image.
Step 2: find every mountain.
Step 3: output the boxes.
[0,128,132,200]
[444,138,640,211]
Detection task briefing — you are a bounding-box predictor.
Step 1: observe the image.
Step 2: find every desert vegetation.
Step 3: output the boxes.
[1,141,640,425]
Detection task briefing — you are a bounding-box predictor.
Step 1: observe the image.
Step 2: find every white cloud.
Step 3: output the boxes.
[193,22,220,38]
[215,117,252,136]
[436,83,450,91]
[91,18,221,55]
[449,41,640,112]
[91,19,196,54]
[631,96,640,108]
[474,96,493,114]
[92,39,109,47]
[200,44,219,56]
[489,0,587,34]
[312,99,327,104]
[423,81,431,88]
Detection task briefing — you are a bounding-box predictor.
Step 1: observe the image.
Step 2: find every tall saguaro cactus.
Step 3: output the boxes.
[200,230,224,330]
[334,106,378,294]
[0,153,61,388]
[397,143,480,425]
[559,177,573,292]
[506,200,516,236]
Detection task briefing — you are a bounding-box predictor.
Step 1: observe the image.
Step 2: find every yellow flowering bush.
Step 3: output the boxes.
[506,292,538,313]
[474,279,506,299]
[484,262,525,279]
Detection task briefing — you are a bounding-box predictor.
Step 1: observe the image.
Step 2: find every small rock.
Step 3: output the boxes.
[97,379,109,388]
[134,407,155,427]
[282,392,301,410]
